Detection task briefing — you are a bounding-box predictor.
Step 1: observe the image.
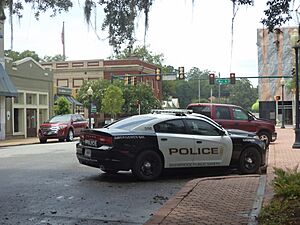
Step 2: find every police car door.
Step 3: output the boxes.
[154,119,195,168]
[185,119,233,167]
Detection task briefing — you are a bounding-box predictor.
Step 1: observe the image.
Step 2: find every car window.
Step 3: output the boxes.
[108,116,156,130]
[154,119,186,134]
[75,114,84,121]
[185,119,220,136]
[233,108,248,120]
[187,105,211,117]
[216,106,231,119]
[49,114,71,123]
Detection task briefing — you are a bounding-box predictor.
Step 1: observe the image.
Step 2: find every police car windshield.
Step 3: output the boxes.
[106,116,156,130]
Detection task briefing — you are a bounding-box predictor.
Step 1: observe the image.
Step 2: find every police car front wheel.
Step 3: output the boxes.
[132,150,163,181]
[239,147,261,174]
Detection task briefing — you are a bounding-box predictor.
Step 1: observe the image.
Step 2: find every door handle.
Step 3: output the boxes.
[196,141,202,144]
[161,138,168,141]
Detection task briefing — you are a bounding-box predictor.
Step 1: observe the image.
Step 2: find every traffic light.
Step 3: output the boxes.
[230,73,236,84]
[274,95,281,101]
[209,73,215,85]
[155,68,162,81]
[292,67,296,76]
[178,67,185,80]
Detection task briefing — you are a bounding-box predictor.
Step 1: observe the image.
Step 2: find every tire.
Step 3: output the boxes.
[239,147,261,174]
[258,131,271,146]
[132,150,163,181]
[58,138,65,142]
[39,138,47,143]
[66,129,74,142]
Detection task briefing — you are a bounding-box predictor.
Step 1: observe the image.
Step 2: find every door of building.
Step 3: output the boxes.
[26,109,37,137]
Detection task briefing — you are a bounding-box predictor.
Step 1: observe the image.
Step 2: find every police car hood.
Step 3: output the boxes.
[226,129,256,137]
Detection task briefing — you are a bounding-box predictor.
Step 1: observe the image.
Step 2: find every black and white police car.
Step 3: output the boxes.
[76,109,267,181]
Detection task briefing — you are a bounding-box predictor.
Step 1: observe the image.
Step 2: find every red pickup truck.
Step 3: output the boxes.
[187,103,277,145]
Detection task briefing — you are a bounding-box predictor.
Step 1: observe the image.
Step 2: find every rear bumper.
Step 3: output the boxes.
[76,143,133,171]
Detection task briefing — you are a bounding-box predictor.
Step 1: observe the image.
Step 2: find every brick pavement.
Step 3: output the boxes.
[145,128,300,225]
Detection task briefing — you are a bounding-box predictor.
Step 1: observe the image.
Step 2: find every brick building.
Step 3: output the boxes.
[41,58,161,100]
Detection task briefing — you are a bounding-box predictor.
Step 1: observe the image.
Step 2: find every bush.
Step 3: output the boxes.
[258,166,300,225]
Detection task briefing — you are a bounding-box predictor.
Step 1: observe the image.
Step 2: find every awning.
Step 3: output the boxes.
[55,95,83,106]
[0,63,17,97]
[65,95,83,106]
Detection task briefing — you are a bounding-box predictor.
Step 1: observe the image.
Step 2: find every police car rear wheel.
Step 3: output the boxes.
[239,147,261,174]
[132,150,163,181]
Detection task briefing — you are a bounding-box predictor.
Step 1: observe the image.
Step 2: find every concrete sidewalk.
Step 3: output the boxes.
[144,128,300,225]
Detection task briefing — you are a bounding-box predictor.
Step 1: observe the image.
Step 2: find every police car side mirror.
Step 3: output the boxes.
[218,129,226,136]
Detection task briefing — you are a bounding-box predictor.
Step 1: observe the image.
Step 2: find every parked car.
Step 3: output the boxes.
[187,103,277,145]
[76,109,267,181]
[38,114,88,143]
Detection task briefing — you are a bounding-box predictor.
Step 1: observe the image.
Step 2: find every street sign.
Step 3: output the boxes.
[216,78,230,84]
[91,104,97,113]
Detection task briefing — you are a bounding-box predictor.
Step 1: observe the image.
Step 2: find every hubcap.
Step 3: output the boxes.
[245,154,255,169]
[141,161,153,175]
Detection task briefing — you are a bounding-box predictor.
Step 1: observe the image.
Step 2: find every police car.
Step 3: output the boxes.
[76,109,267,181]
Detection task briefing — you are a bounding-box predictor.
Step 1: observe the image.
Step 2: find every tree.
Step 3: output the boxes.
[227,78,258,110]
[53,96,71,115]
[119,83,161,115]
[110,45,165,66]
[102,85,125,119]
[76,79,111,112]
[42,54,67,62]
[4,50,41,62]
[2,0,295,53]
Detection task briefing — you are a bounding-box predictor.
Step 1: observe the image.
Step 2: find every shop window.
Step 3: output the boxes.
[14,93,24,104]
[39,109,48,125]
[39,94,48,105]
[26,93,37,105]
[14,108,24,133]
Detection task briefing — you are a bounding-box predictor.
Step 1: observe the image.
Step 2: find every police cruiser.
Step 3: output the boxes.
[76,109,267,181]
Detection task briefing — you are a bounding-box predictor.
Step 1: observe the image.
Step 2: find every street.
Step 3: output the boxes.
[0,142,189,225]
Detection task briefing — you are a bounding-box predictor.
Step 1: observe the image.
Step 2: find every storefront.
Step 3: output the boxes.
[5,57,53,139]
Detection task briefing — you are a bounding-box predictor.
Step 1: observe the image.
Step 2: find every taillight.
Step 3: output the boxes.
[97,136,113,145]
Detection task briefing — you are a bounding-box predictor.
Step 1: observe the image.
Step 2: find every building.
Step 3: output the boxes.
[41,58,161,125]
[5,57,53,139]
[41,58,161,100]
[257,27,295,125]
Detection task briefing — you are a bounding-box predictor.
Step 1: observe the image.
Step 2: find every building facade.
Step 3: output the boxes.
[5,57,53,139]
[257,27,295,125]
[41,58,161,100]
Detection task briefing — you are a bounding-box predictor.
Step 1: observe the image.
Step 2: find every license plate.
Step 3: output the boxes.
[84,149,91,158]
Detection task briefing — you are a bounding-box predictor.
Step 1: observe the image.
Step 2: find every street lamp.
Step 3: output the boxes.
[87,86,93,129]
[292,29,300,148]
[281,77,285,129]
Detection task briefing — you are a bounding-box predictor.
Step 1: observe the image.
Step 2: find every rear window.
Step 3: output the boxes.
[106,116,156,130]
[187,105,211,117]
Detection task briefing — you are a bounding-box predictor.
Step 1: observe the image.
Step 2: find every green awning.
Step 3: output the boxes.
[0,64,17,97]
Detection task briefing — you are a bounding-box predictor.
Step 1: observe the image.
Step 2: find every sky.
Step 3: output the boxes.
[4,0,298,87]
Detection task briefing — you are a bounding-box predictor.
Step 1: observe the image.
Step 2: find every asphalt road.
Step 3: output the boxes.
[0,142,190,225]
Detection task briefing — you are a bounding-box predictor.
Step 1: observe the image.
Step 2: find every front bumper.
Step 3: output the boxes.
[76,143,133,171]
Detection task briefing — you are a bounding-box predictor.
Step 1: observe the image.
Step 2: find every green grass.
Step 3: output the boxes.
[258,166,300,225]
